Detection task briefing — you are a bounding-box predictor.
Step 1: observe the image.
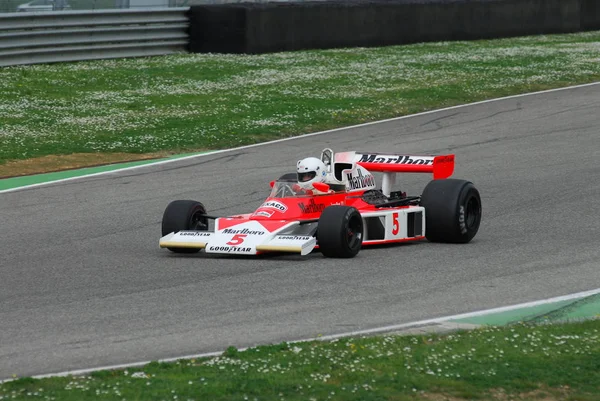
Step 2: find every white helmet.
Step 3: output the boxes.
[296,157,327,189]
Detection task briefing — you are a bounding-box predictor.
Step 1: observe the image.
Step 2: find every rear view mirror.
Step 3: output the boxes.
[313,182,330,192]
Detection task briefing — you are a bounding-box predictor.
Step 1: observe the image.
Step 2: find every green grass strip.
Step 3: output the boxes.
[1,320,599,400]
[2,31,600,164]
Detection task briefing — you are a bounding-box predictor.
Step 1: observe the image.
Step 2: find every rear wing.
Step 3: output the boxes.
[336,152,455,180]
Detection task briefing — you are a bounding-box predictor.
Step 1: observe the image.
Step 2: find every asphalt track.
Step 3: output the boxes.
[1,84,599,379]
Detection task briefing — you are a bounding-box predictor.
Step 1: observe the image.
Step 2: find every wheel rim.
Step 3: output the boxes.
[465,196,480,230]
[345,215,363,249]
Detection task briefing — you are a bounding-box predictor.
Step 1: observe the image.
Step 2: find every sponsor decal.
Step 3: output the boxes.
[459,205,467,234]
[277,235,313,241]
[359,154,433,165]
[297,198,326,214]
[179,231,211,237]
[222,228,265,236]
[346,169,376,190]
[206,245,252,253]
[260,200,288,212]
[252,210,274,218]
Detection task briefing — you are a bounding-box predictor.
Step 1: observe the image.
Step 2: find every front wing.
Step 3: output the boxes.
[159,219,317,256]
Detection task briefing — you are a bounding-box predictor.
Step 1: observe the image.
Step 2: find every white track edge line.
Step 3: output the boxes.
[2,80,599,195]
[2,287,598,383]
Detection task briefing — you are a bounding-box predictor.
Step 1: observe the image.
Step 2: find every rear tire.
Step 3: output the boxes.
[161,200,208,253]
[317,206,363,258]
[420,179,482,243]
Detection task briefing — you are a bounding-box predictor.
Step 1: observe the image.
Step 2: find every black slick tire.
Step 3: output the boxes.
[420,179,482,243]
[317,206,363,258]
[161,200,208,253]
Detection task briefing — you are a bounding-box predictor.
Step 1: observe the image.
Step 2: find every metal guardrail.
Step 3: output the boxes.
[0,8,189,67]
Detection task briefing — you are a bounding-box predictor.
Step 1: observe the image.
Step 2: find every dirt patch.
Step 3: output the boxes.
[0,152,176,179]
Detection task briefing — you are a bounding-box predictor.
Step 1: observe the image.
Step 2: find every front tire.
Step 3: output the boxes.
[317,206,363,258]
[420,179,482,243]
[161,200,208,253]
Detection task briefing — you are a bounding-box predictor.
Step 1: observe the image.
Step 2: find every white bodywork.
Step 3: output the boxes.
[160,219,317,255]
[159,205,426,255]
[319,148,377,193]
[360,206,426,244]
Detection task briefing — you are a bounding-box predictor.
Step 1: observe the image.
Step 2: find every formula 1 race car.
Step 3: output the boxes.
[159,148,482,258]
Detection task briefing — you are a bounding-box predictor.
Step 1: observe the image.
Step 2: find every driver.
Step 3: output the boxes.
[294,157,329,195]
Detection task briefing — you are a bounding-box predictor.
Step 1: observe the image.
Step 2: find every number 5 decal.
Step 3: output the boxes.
[392,212,400,235]
[227,234,247,245]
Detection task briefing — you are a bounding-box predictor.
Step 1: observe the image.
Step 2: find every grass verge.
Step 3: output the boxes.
[2,31,600,177]
[1,320,599,400]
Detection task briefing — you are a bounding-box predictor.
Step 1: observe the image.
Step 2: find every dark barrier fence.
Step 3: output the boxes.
[581,0,600,30]
[188,0,600,54]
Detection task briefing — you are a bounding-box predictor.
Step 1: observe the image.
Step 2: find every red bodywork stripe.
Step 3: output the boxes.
[314,236,425,250]
[216,216,292,233]
[257,220,294,232]
[216,216,249,231]
[362,236,425,245]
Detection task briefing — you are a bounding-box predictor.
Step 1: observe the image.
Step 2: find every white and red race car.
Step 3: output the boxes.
[159,149,482,258]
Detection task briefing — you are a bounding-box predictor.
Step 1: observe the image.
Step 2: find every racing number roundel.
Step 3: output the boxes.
[226,234,247,245]
[392,212,400,236]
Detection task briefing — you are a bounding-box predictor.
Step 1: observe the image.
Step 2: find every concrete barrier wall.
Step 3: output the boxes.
[581,0,600,30]
[188,5,247,52]
[188,0,598,54]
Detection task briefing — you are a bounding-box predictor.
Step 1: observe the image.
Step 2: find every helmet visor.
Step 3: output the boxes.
[298,171,317,183]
